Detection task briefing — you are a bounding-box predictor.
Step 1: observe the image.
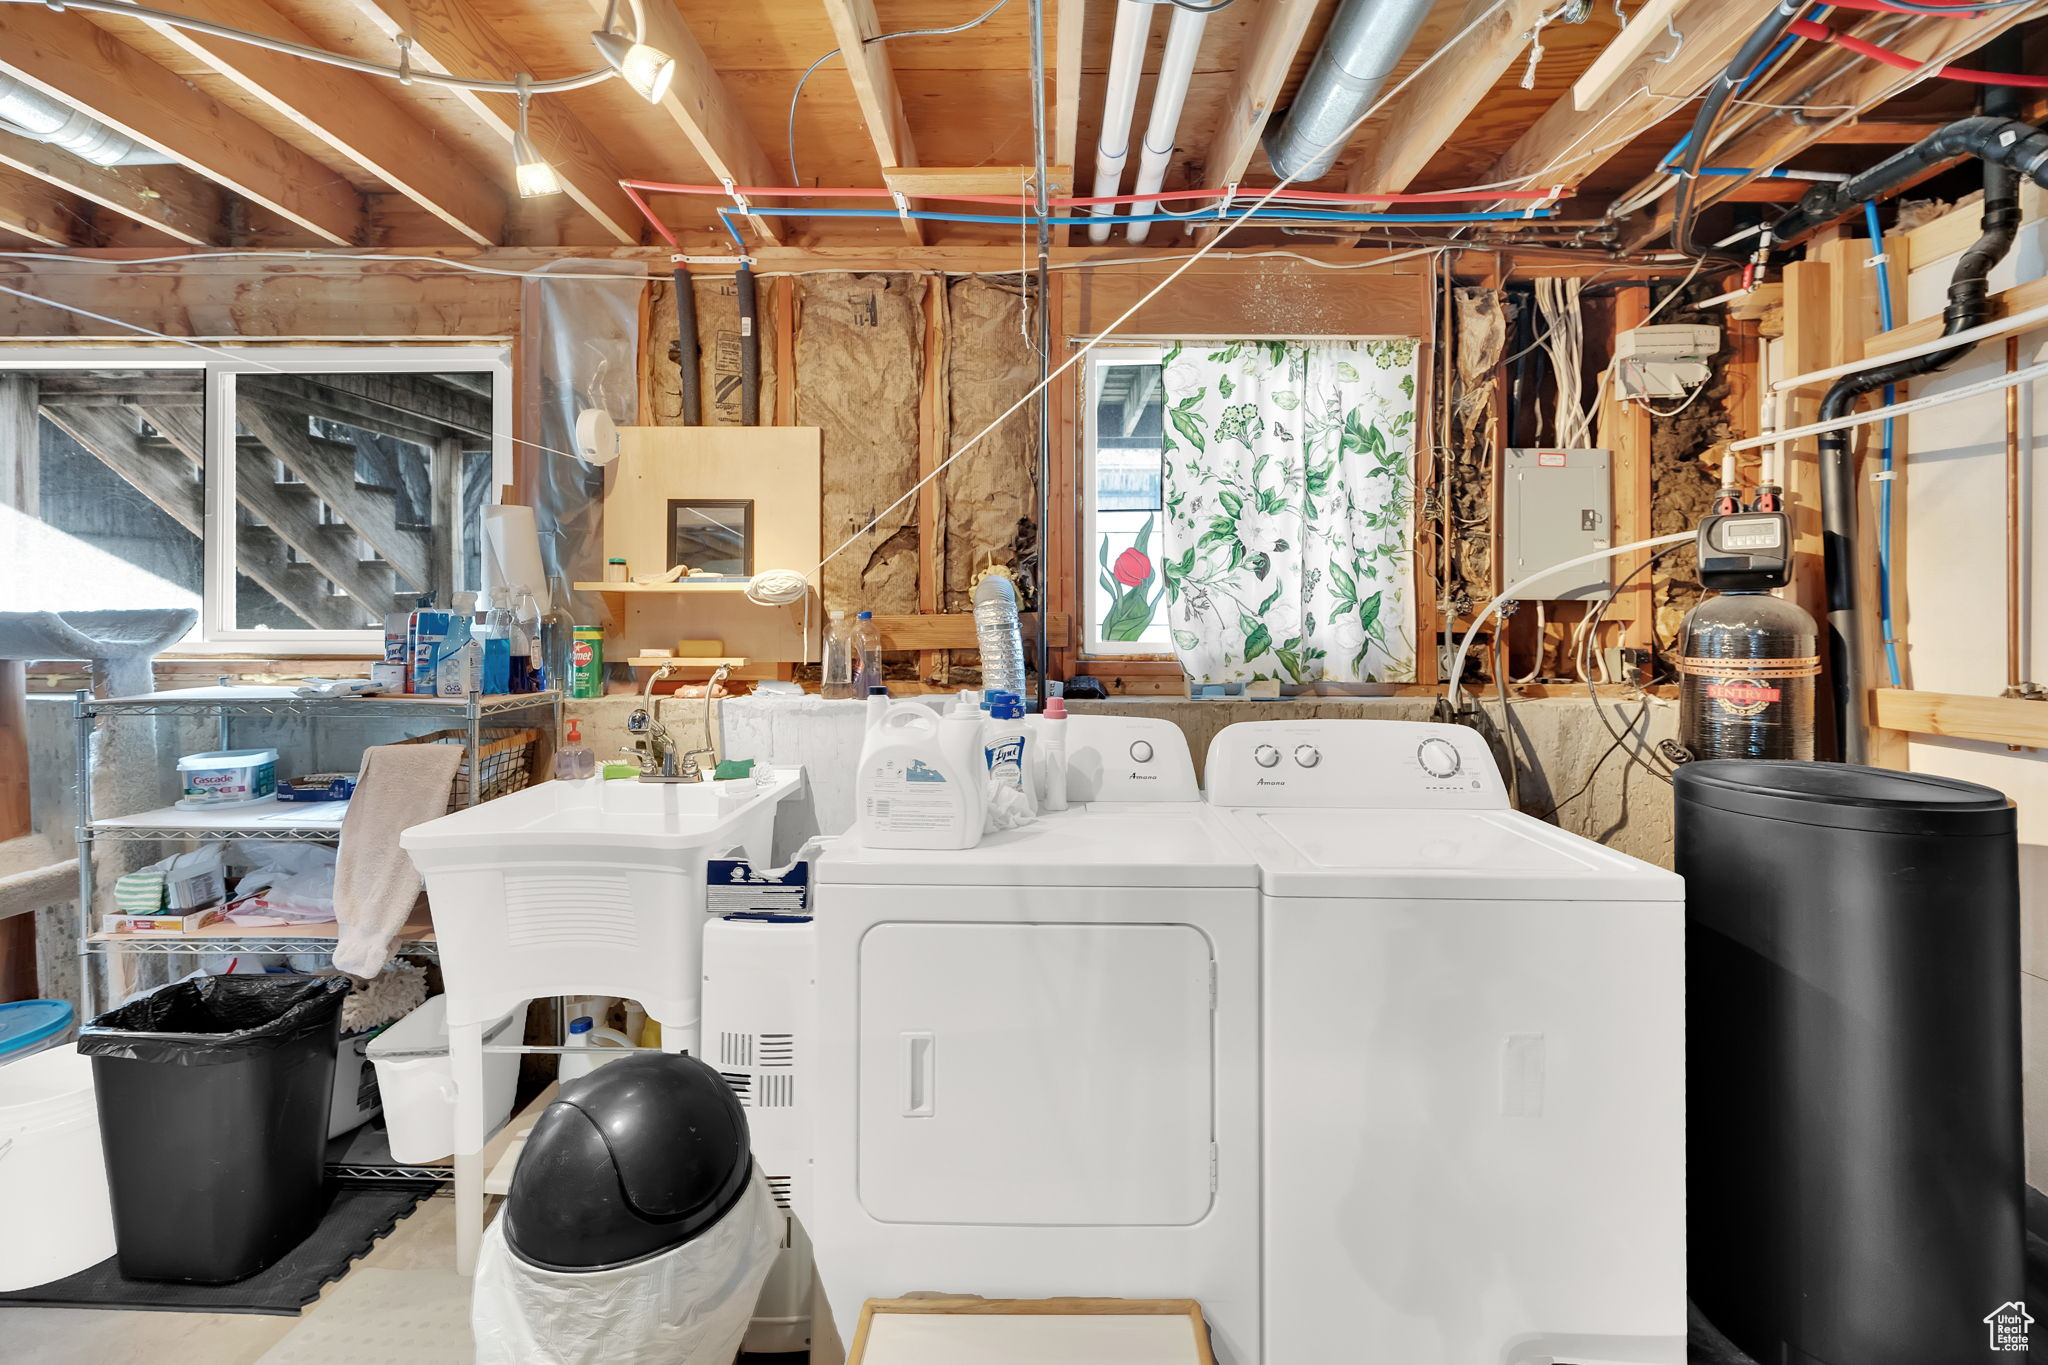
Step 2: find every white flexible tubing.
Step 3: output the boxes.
[1732,358,2048,453]
[1124,4,1207,246]
[1088,0,1153,245]
[1770,300,2048,394]
[1448,532,1694,709]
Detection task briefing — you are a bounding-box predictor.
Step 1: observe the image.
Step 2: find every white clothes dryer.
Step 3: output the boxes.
[1205,718,1686,1365]
[805,717,1261,1363]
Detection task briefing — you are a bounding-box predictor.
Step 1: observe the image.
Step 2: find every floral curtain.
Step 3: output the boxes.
[1158,339,1418,685]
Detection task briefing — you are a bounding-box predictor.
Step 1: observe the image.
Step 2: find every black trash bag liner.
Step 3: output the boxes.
[79,974,350,1066]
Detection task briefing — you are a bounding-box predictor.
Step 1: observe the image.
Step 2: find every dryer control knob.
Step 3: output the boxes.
[1293,744,1320,768]
[1253,744,1281,768]
[1129,739,1154,763]
[1417,737,1463,778]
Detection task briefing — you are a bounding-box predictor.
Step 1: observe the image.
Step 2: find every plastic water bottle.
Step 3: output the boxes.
[974,571,1027,700]
[853,610,883,693]
[821,610,856,700]
[540,577,574,695]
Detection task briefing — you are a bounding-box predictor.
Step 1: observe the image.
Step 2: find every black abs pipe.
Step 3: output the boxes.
[1767,115,2048,246]
[736,262,760,426]
[1819,100,2036,763]
[672,264,701,426]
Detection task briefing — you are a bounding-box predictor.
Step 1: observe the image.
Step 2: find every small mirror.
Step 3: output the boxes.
[667,498,754,577]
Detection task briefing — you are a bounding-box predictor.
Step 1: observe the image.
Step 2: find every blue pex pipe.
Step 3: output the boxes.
[1864,197,1903,688]
[712,203,1556,243]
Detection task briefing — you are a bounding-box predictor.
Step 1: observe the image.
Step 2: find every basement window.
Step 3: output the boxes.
[0,347,510,653]
[1084,344,1173,656]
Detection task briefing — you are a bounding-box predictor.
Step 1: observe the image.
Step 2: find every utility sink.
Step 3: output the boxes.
[403,767,802,855]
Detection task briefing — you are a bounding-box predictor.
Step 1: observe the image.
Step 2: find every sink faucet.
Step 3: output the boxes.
[630,662,729,783]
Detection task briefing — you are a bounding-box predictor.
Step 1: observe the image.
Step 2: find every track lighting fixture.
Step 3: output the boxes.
[512,77,561,199]
[591,28,675,104]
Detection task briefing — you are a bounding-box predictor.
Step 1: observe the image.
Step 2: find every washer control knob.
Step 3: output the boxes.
[1129,739,1154,764]
[1253,744,1282,769]
[1293,744,1321,768]
[1417,737,1463,779]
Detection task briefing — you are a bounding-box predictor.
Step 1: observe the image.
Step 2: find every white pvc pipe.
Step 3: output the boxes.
[1732,358,2048,453]
[1088,0,1153,245]
[1770,299,2048,394]
[1447,531,1696,709]
[1124,4,1207,245]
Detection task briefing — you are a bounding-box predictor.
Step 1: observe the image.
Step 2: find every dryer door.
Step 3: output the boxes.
[857,921,1214,1226]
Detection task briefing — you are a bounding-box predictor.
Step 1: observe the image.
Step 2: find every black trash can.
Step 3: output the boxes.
[1676,760,2024,1365]
[78,974,350,1283]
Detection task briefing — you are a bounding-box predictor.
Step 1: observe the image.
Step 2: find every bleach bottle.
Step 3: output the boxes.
[856,700,985,850]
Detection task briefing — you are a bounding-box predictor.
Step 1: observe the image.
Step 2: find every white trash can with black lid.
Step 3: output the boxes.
[472,1053,779,1365]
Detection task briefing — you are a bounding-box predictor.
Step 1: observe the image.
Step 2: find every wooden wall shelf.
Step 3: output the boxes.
[1872,688,2048,749]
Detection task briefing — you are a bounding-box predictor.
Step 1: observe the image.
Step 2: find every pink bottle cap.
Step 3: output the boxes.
[1044,696,1068,719]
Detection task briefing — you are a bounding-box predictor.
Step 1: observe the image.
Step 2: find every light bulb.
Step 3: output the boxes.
[592,30,675,104]
[511,129,561,198]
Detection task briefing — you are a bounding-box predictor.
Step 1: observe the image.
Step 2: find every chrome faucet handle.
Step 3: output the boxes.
[679,747,717,782]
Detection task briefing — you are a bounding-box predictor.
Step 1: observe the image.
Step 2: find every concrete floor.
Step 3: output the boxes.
[0,1193,471,1365]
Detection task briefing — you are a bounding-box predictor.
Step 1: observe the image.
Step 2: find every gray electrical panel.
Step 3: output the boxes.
[1503,447,1612,600]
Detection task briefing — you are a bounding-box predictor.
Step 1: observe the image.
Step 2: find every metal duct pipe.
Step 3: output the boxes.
[1262,0,1435,183]
[1087,0,1152,245]
[1124,3,1206,245]
[0,73,174,167]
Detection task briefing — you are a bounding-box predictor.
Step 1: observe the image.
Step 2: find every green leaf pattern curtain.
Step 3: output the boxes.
[1158,339,1418,685]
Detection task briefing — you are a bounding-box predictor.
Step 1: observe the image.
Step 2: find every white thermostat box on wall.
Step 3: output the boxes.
[1503,447,1612,601]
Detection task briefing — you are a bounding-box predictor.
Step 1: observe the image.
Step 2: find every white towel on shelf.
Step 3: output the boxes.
[331,742,464,977]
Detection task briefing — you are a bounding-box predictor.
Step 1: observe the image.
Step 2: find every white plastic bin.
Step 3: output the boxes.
[0,1044,117,1290]
[368,997,527,1164]
[327,1030,384,1140]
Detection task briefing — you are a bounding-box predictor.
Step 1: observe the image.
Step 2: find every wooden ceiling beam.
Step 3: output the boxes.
[588,0,782,244]
[1198,0,1319,190]
[337,0,642,244]
[1479,0,1777,196]
[87,0,506,246]
[0,170,89,246]
[0,127,223,246]
[0,6,364,243]
[819,0,924,244]
[1345,0,1555,196]
[1615,6,2040,249]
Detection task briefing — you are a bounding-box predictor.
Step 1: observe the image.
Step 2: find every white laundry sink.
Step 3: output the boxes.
[404,768,801,852]
[402,767,805,1054]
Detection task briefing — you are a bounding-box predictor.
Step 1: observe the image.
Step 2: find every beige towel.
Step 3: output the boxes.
[331,742,464,977]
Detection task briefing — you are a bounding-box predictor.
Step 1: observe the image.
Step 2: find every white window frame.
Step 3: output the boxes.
[0,345,511,655]
[1082,343,1171,657]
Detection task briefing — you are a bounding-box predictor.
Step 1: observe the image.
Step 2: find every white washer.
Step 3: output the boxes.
[1206,718,1686,1365]
[806,717,1261,1363]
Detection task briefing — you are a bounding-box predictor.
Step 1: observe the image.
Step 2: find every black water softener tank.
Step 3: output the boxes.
[1677,761,2023,1364]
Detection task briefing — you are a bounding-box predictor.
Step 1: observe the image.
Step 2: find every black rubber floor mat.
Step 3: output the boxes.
[0,1181,437,1316]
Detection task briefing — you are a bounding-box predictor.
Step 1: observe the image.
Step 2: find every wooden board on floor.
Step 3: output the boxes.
[849,1297,1214,1365]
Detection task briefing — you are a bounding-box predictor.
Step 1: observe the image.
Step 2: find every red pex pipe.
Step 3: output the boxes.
[1788,18,2048,86]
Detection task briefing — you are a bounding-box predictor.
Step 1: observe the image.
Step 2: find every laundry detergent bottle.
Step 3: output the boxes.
[855,701,984,850]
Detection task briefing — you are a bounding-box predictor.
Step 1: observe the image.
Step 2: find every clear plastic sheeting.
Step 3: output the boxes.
[472,1168,781,1365]
[520,259,645,626]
